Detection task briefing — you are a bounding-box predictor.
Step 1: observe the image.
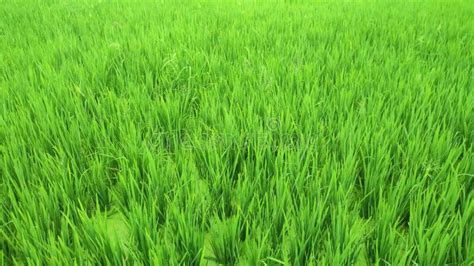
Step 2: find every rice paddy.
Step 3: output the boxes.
[1,0,473,265]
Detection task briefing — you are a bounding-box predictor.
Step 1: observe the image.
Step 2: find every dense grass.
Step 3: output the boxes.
[1,0,473,265]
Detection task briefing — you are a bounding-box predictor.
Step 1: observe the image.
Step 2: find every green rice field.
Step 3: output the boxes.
[1,0,473,264]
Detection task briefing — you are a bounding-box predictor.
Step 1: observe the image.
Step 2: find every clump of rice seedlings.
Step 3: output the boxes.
[207,216,243,265]
[0,0,473,264]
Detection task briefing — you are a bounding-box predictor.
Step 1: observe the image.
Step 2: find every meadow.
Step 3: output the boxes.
[1,0,473,265]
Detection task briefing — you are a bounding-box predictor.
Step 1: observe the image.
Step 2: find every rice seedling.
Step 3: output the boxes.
[1,0,473,265]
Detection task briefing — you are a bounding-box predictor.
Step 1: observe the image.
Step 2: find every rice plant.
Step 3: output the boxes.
[1,0,473,265]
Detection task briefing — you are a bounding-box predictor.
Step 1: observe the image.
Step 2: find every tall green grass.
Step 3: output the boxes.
[1,0,473,264]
